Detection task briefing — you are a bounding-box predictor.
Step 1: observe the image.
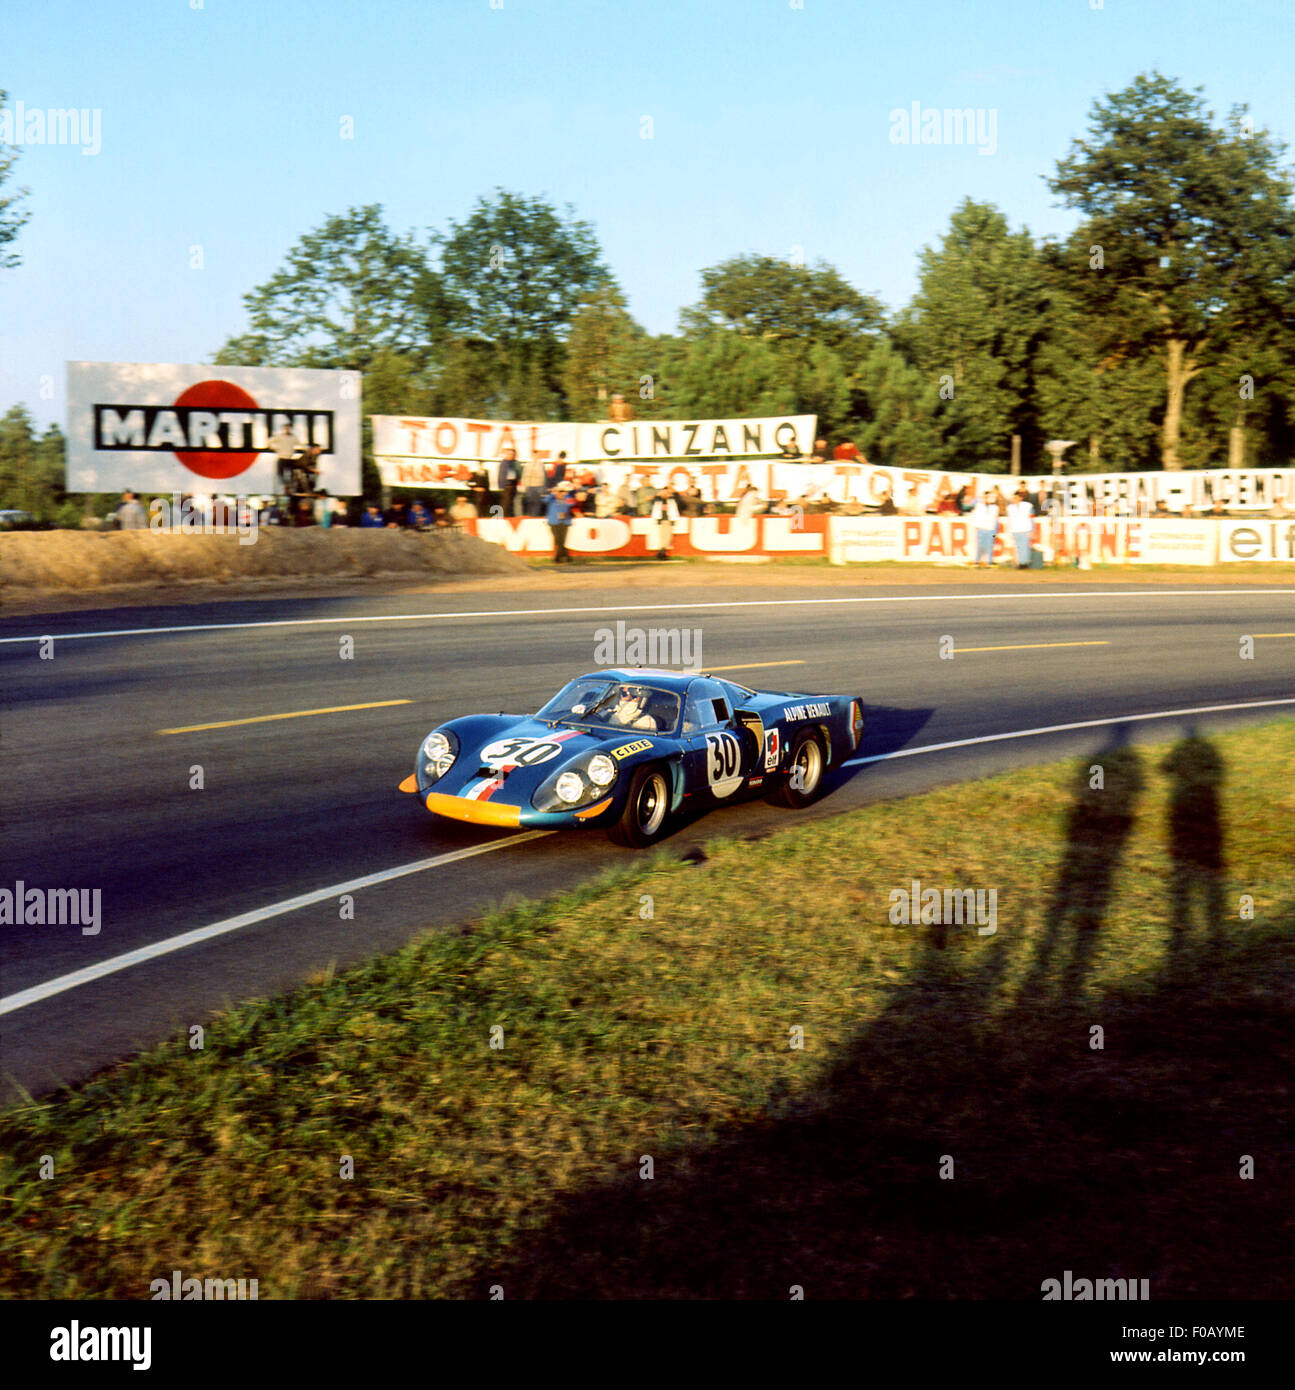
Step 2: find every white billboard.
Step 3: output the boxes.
[67,362,363,495]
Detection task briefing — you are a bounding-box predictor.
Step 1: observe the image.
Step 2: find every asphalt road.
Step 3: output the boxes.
[2,577,1293,1102]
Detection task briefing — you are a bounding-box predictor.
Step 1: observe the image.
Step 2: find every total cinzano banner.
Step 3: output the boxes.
[372,414,817,487]
[67,362,363,496]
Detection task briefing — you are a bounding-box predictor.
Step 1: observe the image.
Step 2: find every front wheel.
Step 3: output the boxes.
[607,764,672,847]
[767,729,826,809]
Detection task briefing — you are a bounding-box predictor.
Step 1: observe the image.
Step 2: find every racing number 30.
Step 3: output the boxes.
[704,731,743,797]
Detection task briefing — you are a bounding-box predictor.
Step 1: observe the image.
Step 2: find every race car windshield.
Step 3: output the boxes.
[537,679,681,734]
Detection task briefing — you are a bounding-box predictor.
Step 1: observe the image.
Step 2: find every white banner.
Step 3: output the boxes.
[372,417,579,480]
[67,363,363,496]
[580,415,816,461]
[1217,519,1295,562]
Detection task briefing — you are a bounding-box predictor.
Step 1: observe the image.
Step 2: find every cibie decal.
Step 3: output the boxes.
[783,701,831,721]
[612,739,653,760]
[480,736,566,769]
[705,731,744,798]
[763,728,781,771]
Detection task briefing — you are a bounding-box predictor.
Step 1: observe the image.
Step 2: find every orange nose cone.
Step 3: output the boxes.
[398,773,418,794]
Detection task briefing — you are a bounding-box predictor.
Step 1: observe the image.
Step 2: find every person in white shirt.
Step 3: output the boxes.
[735,485,762,520]
[649,488,681,559]
[1007,489,1035,568]
[969,494,1000,567]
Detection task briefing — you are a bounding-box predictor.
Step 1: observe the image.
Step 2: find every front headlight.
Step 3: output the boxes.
[555,770,585,804]
[587,754,616,787]
[421,730,456,779]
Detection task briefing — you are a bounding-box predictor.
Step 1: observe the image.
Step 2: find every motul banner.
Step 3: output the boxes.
[67,362,362,495]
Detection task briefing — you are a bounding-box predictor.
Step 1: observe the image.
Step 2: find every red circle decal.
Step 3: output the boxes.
[173,380,261,480]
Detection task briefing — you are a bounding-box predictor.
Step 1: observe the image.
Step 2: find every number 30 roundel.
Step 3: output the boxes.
[704,731,744,798]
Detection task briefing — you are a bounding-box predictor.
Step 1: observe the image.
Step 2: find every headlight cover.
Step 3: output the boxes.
[420,729,457,782]
[532,752,620,812]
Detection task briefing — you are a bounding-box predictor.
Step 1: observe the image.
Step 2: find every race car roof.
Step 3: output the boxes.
[579,668,701,693]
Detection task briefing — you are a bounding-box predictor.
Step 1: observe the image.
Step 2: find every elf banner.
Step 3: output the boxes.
[66,362,362,495]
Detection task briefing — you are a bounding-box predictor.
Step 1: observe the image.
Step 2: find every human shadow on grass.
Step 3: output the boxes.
[453,731,1293,1299]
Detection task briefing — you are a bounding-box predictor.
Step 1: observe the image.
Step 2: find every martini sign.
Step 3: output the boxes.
[66,363,362,495]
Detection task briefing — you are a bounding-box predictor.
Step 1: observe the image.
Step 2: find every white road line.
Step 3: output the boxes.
[3,588,1295,645]
[843,697,1295,767]
[0,831,552,1019]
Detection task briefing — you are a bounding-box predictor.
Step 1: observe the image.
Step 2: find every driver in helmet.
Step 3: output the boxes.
[610,685,657,731]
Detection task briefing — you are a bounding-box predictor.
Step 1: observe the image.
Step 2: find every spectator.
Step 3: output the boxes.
[833,439,861,462]
[432,502,454,529]
[936,492,961,515]
[468,465,491,515]
[385,498,409,528]
[1209,500,1227,518]
[520,454,546,516]
[970,493,1001,567]
[497,448,521,517]
[568,479,594,518]
[683,484,706,517]
[267,423,300,493]
[735,485,763,520]
[1007,487,1035,568]
[809,437,831,464]
[649,486,681,559]
[608,393,634,422]
[546,480,576,564]
[594,482,620,518]
[953,485,972,514]
[360,503,384,528]
[1152,499,1171,518]
[876,489,898,516]
[544,452,569,491]
[779,436,802,462]
[409,499,433,529]
[449,495,478,527]
[613,480,635,514]
[1181,504,1195,518]
[899,486,925,517]
[634,480,657,515]
[115,490,147,530]
[315,489,333,528]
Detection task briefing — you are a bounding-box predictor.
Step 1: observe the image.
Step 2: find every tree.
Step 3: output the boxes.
[0,409,65,518]
[1047,71,1295,470]
[0,90,31,269]
[214,205,444,373]
[893,200,1050,470]
[849,340,943,469]
[436,190,612,418]
[668,334,797,419]
[681,254,884,351]
[561,284,648,420]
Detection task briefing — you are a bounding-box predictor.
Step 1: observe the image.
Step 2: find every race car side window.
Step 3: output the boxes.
[683,679,731,732]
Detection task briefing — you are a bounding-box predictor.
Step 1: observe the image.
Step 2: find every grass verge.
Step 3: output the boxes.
[2,720,1293,1299]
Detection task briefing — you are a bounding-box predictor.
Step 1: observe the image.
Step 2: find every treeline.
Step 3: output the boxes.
[4,72,1295,520]
[208,73,1295,484]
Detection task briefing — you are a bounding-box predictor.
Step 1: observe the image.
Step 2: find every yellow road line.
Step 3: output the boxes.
[1253,633,1295,638]
[954,641,1111,654]
[705,660,806,672]
[159,699,411,735]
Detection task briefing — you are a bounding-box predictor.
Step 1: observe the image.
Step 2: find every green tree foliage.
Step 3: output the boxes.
[0,90,31,269]
[561,284,648,421]
[1047,71,1295,470]
[892,200,1051,471]
[214,205,444,375]
[0,408,65,518]
[436,189,612,418]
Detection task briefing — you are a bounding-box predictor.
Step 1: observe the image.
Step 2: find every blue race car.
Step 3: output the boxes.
[398,668,865,847]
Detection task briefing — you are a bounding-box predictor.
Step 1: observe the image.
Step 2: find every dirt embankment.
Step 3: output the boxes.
[0,527,529,594]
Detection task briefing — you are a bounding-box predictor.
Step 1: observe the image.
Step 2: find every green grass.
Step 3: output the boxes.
[2,722,1293,1299]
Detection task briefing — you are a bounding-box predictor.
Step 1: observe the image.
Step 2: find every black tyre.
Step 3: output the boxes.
[768,729,826,809]
[607,764,672,847]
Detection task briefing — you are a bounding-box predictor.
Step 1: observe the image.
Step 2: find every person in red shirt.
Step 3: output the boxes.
[833,439,862,462]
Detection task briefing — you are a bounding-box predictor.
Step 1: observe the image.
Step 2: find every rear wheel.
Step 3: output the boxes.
[768,729,825,808]
[607,764,671,847]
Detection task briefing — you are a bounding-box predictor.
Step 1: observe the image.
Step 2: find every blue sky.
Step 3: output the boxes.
[3,0,1294,430]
